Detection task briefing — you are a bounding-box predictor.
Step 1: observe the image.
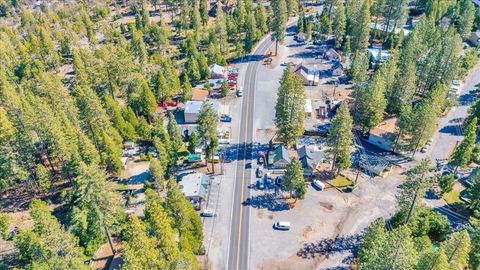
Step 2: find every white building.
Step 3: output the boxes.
[184,101,220,123]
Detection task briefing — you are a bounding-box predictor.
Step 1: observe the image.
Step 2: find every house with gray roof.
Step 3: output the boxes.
[297,145,324,177]
[184,100,220,123]
[180,173,209,207]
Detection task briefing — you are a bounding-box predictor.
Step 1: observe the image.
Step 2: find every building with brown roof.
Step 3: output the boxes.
[367,117,398,151]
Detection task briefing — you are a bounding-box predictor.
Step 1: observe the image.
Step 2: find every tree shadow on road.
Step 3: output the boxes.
[244,192,291,211]
[296,234,363,261]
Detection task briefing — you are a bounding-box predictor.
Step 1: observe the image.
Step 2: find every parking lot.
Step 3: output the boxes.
[247,166,405,269]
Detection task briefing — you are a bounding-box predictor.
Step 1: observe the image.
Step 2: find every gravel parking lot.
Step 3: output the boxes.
[248,166,405,269]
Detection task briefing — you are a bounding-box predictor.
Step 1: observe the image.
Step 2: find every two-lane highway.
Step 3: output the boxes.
[226,37,274,270]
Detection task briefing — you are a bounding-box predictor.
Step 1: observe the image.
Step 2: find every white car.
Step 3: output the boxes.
[274,221,291,230]
[312,180,325,190]
[452,80,461,86]
[237,87,243,97]
[201,209,216,217]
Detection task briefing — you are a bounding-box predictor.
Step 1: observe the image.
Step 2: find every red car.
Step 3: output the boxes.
[228,74,238,78]
[228,82,236,87]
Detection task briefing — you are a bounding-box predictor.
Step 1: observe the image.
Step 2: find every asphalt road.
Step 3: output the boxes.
[226,37,274,270]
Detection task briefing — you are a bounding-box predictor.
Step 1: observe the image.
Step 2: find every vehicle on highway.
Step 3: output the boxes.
[274,221,291,230]
[221,114,232,122]
[256,178,265,190]
[237,87,243,97]
[219,138,230,144]
[201,209,216,217]
[312,180,325,190]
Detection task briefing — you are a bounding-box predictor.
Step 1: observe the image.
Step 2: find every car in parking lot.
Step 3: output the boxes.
[256,178,265,189]
[274,221,291,230]
[312,180,325,190]
[201,209,216,217]
[221,114,232,122]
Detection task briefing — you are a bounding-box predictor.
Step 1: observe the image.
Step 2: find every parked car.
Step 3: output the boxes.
[256,167,264,178]
[275,175,284,185]
[264,173,273,184]
[312,180,325,190]
[221,114,232,122]
[201,209,216,217]
[256,178,265,189]
[225,130,231,139]
[274,221,291,230]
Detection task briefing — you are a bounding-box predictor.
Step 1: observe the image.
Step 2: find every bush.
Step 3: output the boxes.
[0,214,10,240]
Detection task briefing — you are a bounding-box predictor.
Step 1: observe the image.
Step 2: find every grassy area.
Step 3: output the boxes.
[330,175,353,188]
[443,190,462,204]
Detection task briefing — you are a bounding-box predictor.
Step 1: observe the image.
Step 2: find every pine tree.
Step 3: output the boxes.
[200,0,208,26]
[286,0,298,16]
[332,2,346,48]
[164,181,204,254]
[454,0,475,37]
[443,230,471,269]
[123,216,166,269]
[255,2,268,35]
[274,65,306,147]
[215,1,228,54]
[271,0,287,56]
[354,71,387,131]
[144,189,183,268]
[451,117,478,169]
[182,73,193,102]
[351,0,370,52]
[15,200,89,270]
[101,133,123,175]
[283,158,306,200]
[167,114,183,168]
[197,102,219,169]
[396,159,432,224]
[349,50,369,86]
[70,163,123,255]
[152,70,170,103]
[149,158,165,190]
[244,12,256,53]
[326,102,353,174]
[188,131,199,154]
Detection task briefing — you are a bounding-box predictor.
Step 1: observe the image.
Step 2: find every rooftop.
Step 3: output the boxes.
[180,173,209,199]
[191,88,209,101]
[369,117,398,140]
[184,100,220,115]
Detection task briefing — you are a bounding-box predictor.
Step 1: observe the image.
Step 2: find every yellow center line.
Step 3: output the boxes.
[236,68,251,270]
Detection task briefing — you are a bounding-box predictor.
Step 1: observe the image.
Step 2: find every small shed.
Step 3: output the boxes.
[184,101,220,123]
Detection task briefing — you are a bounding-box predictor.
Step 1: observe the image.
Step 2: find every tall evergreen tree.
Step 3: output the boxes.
[274,65,306,147]
[326,102,353,174]
[271,0,287,56]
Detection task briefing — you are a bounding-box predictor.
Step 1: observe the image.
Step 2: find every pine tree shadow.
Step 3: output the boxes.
[296,234,363,260]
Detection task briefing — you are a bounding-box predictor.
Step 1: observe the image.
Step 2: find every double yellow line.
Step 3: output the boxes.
[235,67,252,270]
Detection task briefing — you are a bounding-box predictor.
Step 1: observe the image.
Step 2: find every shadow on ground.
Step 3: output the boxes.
[244,192,290,211]
[297,234,363,263]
